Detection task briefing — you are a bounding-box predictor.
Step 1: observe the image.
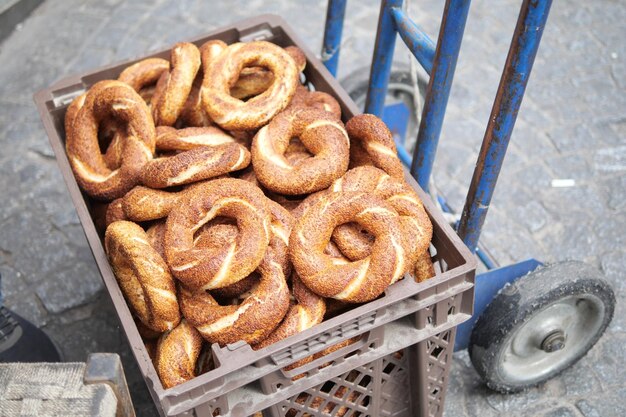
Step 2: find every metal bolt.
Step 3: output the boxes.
[541,330,566,353]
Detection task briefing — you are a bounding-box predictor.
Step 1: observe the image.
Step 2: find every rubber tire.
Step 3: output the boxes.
[469,261,615,393]
[340,64,428,111]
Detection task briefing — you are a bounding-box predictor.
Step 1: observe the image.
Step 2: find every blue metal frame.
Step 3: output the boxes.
[454,259,543,350]
[322,0,348,77]
[322,0,553,351]
[389,7,435,75]
[363,0,471,189]
[364,0,402,117]
[457,0,553,253]
[409,0,471,192]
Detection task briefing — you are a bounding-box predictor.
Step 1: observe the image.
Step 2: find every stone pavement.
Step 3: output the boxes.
[0,0,623,416]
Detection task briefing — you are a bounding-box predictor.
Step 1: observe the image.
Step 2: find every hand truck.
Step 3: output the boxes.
[321,0,615,395]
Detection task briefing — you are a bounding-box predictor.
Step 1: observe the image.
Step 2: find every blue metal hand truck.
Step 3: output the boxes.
[322,0,615,396]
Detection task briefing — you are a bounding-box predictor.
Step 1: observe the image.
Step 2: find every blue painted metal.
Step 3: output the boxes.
[365,0,402,117]
[436,195,499,270]
[475,247,497,270]
[454,258,544,351]
[395,142,413,167]
[457,0,553,253]
[389,7,435,75]
[382,101,410,144]
[322,0,348,77]
[410,0,471,192]
[383,102,412,165]
[384,104,413,163]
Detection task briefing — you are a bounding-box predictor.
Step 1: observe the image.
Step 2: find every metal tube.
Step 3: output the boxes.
[322,0,348,77]
[390,7,435,75]
[457,0,553,252]
[395,139,413,166]
[365,0,403,116]
[437,196,500,269]
[410,0,471,191]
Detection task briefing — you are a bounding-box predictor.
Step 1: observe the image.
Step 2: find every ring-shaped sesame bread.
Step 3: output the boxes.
[152,216,260,301]
[179,199,292,346]
[330,166,433,273]
[66,92,128,171]
[253,272,325,357]
[346,114,404,179]
[251,108,350,195]
[140,141,250,188]
[290,192,406,303]
[286,84,342,119]
[178,40,228,128]
[65,80,155,201]
[155,126,239,152]
[121,180,216,223]
[122,186,183,222]
[413,248,436,282]
[165,178,272,291]
[155,319,203,389]
[179,253,289,346]
[201,41,299,131]
[152,42,201,126]
[117,57,170,97]
[104,221,181,333]
[103,198,127,229]
[230,45,306,101]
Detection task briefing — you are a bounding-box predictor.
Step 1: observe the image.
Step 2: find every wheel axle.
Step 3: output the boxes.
[540,330,566,353]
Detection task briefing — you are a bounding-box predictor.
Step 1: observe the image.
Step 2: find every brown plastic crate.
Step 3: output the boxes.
[34,14,476,417]
[266,329,457,417]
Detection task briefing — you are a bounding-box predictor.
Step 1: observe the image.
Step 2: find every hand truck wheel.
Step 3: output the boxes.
[468,260,615,393]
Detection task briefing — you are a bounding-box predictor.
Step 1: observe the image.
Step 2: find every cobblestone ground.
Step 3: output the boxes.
[0,0,623,416]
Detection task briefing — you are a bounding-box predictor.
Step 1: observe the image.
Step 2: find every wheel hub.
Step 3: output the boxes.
[540,330,566,353]
[499,294,606,384]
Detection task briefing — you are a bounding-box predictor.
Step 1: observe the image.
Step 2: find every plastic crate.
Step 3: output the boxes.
[34,14,476,417]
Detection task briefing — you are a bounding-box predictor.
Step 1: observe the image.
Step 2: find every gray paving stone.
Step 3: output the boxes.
[35,261,103,314]
[510,400,571,417]
[593,145,626,174]
[573,387,626,417]
[0,264,28,301]
[546,124,595,154]
[43,297,126,362]
[589,120,624,148]
[589,334,626,390]
[541,406,577,417]
[600,251,625,292]
[605,290,624,334]
[443,377,468,417]
[1,211,76,285]
[33,187,81,229]
[575,400,601,417]
[559,363,602,397]
[69,47,117,73]
[484,387,545,413]
[439,142,476,179]
[4,292,48,327]
[604,174,626,210]
[512,161,554,190]
[514,200,551,233]
[545,154,592,182]
[91,22,131,52]
[593,213,626,255]
[541,186,608,219]
[611,61,626,89]
[540,221,598,262]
